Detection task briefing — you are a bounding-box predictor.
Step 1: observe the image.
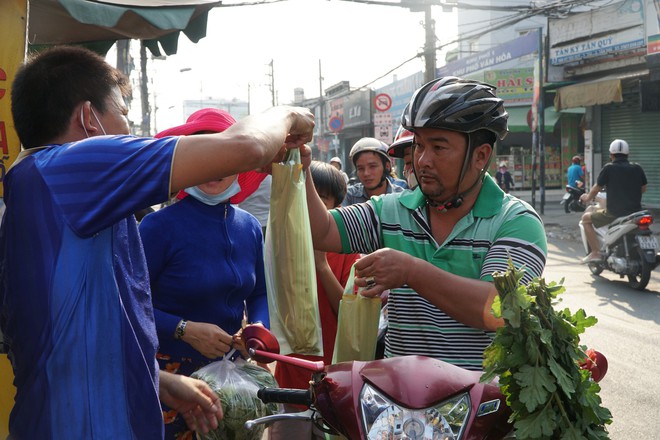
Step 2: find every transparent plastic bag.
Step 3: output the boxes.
[191,358,279,440]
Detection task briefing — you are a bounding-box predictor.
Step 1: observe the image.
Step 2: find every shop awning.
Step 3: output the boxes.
[506,106,561,133]
[554,77,622,111]
[28,0,222,56]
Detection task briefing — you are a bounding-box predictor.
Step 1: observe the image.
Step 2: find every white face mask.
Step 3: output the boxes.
[80,106,107,138]
[185,180,242,206]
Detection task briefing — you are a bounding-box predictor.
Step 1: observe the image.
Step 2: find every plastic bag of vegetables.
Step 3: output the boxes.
[191,358,279,440]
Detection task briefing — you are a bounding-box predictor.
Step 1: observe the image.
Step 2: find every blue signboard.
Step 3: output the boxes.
[437,29,540,78]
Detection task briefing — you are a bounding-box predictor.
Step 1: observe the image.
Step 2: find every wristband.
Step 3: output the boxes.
[174,319,187,340]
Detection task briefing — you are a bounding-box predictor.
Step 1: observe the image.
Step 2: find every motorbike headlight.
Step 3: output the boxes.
[360,383,470,440]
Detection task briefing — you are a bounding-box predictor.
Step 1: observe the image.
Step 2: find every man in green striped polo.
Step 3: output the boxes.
[302,77,547,371]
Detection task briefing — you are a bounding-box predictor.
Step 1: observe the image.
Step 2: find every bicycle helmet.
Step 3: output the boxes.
[401,76,508,140]
[609,139,629,155]
[349,137,390,165]
[401,77,508,212]
[388,128,414,158]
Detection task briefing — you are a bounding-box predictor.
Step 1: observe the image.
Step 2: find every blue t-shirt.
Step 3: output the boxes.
[566,163,584,187]
[0,135,177,439]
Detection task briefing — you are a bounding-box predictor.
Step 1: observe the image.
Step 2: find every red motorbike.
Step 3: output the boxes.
[242,326,607,440]
[242,326,513,439]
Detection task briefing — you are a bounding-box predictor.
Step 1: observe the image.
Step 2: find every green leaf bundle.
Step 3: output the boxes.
[481,260,612,440]
[192,361,280,440]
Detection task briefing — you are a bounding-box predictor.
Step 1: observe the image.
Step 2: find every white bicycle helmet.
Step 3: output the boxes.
[401,76,508,140]
[609,139,629,155]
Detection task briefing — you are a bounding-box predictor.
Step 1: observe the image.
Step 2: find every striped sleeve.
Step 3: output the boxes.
[330,201,382,254]
[480,207,547,284]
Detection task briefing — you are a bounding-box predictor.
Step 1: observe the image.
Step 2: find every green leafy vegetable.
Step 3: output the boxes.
[481,261,612,440]
[192,361,280,440]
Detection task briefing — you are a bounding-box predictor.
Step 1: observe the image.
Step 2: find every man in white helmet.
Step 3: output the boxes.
[301,77,547,371]
[579,139,648,263]
[342,137,405,206]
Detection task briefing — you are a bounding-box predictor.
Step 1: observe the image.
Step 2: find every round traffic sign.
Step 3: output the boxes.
[374,93,392,112]
[329,116,343,132]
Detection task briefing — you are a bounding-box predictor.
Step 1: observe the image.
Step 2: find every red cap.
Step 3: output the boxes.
[156,108,267,203]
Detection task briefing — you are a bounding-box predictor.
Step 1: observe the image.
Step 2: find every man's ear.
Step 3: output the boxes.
[78,101,92,135]
[473,143,493,169]
[78,101,102,136]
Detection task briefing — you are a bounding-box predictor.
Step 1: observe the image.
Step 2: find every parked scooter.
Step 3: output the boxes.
[242,325,514,439]
[242,325,607,440]
[560,180,586,213]
[579,193,659,290]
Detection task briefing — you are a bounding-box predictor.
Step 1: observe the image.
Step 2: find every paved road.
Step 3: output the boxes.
[540,205,660,440]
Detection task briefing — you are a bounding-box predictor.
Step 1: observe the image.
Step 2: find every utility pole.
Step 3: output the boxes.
[403,1,437,83]
[423,5,437,83]
[267,59,275,106]
[139,42,150,137]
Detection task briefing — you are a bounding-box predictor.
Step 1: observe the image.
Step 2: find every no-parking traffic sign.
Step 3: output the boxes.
[328,116,344,132]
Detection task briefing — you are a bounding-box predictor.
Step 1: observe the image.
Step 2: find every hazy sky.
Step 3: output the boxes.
[140,0,458,129]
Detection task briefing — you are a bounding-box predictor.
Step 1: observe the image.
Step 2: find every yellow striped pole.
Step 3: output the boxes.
[0,1,26,433]
[0,0,27,197]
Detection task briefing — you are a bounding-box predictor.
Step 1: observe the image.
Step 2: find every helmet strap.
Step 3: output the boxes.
[364,172,388,192]
[363,157,390,192]
[422,134,493,212]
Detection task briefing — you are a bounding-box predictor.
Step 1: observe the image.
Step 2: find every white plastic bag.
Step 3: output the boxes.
[191,358,279,440]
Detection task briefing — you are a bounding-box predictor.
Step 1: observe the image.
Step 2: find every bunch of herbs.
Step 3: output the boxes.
[481,261,612,440]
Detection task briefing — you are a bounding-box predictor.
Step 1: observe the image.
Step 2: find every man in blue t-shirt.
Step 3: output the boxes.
[567,155,585,187]
[0,46,314,439]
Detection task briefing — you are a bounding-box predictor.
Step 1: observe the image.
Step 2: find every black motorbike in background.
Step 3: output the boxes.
[560,181,586,213]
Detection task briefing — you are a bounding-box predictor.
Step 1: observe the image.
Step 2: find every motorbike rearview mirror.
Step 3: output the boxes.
[242,324,325,372]
[242,324,280,363]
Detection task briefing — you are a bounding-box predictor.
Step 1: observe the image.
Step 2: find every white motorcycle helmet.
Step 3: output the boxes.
[349,138,391,166]
[609,139,629,155]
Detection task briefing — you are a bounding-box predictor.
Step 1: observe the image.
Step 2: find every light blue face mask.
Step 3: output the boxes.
[185,179,241,206]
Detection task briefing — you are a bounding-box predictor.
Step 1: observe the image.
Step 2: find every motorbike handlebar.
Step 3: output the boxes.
[258,387,314,407]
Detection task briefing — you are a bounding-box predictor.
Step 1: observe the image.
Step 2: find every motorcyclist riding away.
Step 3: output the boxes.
[579,139,647,263]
